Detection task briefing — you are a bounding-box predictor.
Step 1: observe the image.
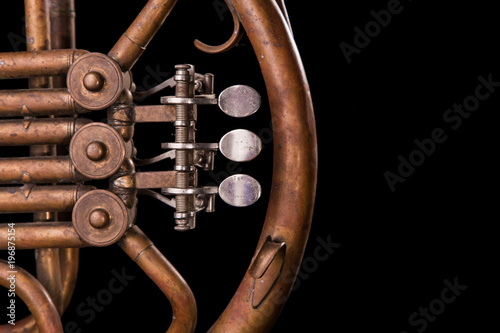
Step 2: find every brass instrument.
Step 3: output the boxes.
[0,0,316,332]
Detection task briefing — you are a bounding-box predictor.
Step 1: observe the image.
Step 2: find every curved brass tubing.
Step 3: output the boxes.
[0,260,64,333]
[209,0,317,331]
[118,226,197,333]
[108,0,178,71]
[0,0,316,331]
[193,0,244,54]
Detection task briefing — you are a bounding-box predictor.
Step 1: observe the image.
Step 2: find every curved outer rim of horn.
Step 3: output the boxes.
[209,0,318,332]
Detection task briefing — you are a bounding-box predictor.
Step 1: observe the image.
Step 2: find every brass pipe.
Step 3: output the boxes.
[50,0,77,88]
[0,185,94,213]
[209,1,317,332]
[118,226,197,333]
[1,316,37,333]
[0,261,63,333]
[108,0,178,71]
[0,88,87,118]
[24,1,66,331]
[0,156,86,184]
[50,0,81,318]
[25,0,50,52]
[50,0,76,50]
[59,247,79,309]
[0,222,84,249]
[36,248,64,314]
[0,117,91,146]
[0,49,88,80]
[25,0,51,89]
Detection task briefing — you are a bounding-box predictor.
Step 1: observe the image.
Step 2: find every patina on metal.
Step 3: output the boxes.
[0,0,317,332]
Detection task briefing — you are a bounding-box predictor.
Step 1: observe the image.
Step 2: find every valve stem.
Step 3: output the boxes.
[173,64,196,231]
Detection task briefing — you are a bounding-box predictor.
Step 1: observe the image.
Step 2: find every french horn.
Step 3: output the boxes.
[0,0,317,332]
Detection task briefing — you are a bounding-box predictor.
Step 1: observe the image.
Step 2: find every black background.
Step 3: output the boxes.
[0,0,498,332]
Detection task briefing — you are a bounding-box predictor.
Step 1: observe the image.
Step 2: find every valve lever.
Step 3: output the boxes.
[219,174,261,207]
[134,65,264,229]
[218,85,261,118]
[219,129,262,162]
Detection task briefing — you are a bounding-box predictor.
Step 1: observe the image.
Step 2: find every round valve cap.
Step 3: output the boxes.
[70,123,125,180]
[219,129,262,162]
[218,85,261,118]
[219,174,261,207]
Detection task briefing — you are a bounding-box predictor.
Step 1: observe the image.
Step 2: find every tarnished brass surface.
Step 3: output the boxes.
[0,0,316,331]
[67,53,124,110]
[0,185,94,213]
[0,261,63,332]
[0,88,87,117]
[135,104,176,123]
[118,226,197,333]
[72,190,129,247]
[69,123,126,180]
[0,156,86,184]
[108,0,178,71]
[0,49,88,79]
[0,118,91,146]
[0,222,84,249]
[208,1,317,331]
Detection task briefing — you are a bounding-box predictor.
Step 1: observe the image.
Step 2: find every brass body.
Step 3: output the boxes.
[0,0,317,332]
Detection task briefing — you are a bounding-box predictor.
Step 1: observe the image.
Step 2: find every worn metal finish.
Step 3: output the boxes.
[0,185,94,213]
[219,129,262,162]
[24,1,71,330]
[135,104,176,122]
[208,0,317,331]
[25,0,51,90]
[0,261,64,333]
[135,171,176,189]
[0,118,91,146]
[0,222,84,249]
[67,53,124,110]
[107,89,136,142]
[219,174,262,207]
[118,226,197,332]
[0,88,87,117]
[218,85,262,118]
[108,0,178,71]
[0,0,316,331]
[193,0,244,54]
[0,49,87,79]
[0,156,86,184]
[72,190,129,247]
[50,1,82,326]
[70,123,126,180]
[50,0,76,51]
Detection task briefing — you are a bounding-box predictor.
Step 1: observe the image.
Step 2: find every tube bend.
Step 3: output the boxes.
[0,260,64,333]
[118,226,197,333]
[209,0,317,331]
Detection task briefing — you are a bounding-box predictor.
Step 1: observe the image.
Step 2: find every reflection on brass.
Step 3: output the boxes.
[69,123,126,180]
[0,118,91,146]
[0,49,88,79]
[0,260,63,333]
[0,185,94,213]
[0,0,316,332]
[0,156,86,184]
[72,190,128,247]
[193,0,244,54]
[67,53,124,110]
[0,89,87,117]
